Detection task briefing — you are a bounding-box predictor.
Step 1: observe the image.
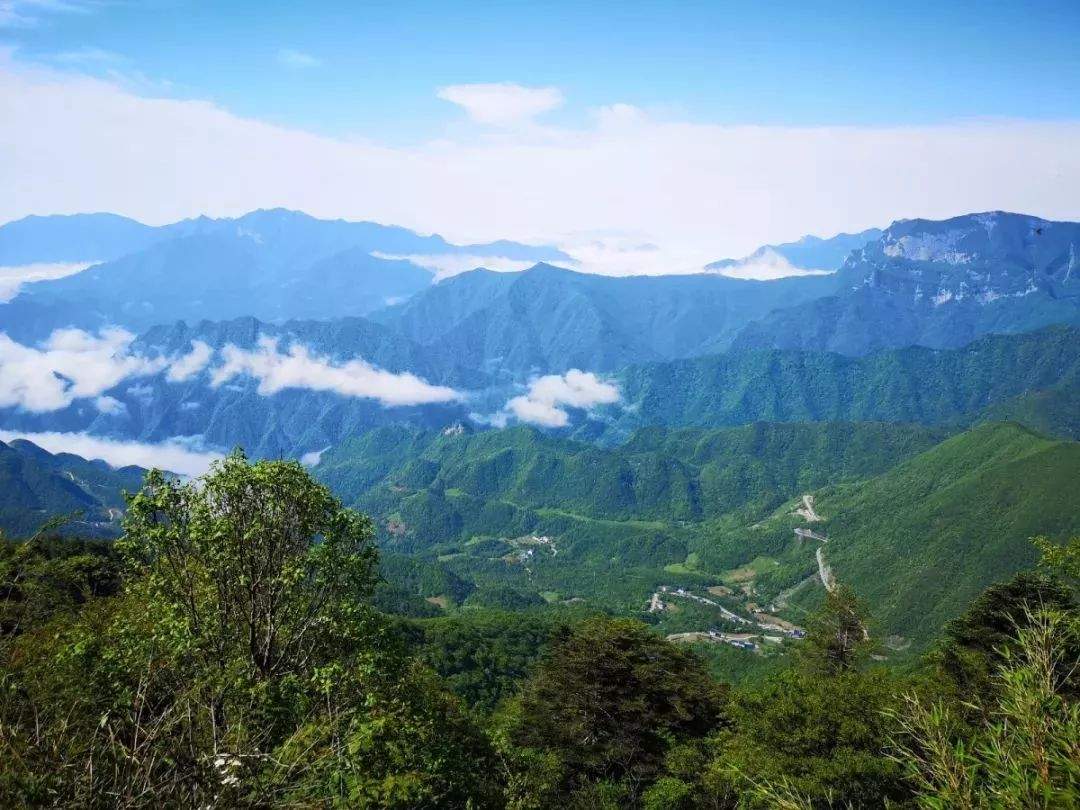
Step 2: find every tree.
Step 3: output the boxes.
[0,453,500,808]
[120,452,379,681]
[800,584,874,675]
[499,617,725,802]
[709,667,910,808]
[938,570,1078,704]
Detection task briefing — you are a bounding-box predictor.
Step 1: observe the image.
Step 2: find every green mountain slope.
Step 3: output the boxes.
[801,423,1080,646]
[319,421,944,529]
[970,385,1080,440]
[594,326,1080,441]
[0,440,145,538]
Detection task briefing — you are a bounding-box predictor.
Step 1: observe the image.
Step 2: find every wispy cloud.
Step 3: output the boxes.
[51,46,125,64]
[0,0,102,28]
[0,429,223,476]
[0,328,460,413]
[210,336,461,406]
[0,261,93,301]
[504,369,619,428]
[372,251,534,281]
[708,247,835,280]
[437,82,563,127]
[165,340,213,382]
[0,330,216,413]
[276,48,321,69]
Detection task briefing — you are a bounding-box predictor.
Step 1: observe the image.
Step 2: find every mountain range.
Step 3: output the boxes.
[734,212,1080,355]
[2,206,1080,660]
[706,227,882,278]
[0,209,569,340]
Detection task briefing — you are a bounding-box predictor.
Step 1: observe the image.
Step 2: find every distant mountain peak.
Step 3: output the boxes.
[707,227,883,278]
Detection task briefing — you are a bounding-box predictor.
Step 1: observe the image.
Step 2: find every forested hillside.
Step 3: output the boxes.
[0,439,144,538]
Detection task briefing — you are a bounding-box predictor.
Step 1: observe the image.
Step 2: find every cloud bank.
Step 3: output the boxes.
[2,54,1080,274]
[0,429,223,477]
[0,328,457,413]
[0,328,165,412]
[709,247,835,281]
[505,370,620,428]
[210,336,461,406]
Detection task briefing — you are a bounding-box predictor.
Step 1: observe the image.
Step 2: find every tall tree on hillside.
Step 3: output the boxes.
[0,452,499,808]
[497,617,726,806]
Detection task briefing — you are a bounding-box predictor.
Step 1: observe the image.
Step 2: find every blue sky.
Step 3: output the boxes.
[7,0,1080,140]
[2,0,1079,272]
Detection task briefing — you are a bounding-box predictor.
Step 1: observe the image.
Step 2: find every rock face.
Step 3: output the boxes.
[733,212,1080,355]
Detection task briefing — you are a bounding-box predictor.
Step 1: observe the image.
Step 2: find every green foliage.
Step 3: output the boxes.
[499,617,726,802]
[1,534,121,638]
[800,585,875,675]
[938,570,1079,704]
[891,608,1080,809]
[403,609,570,711]
[713,668,911,808]
[795,422,1080,647]
[0,452,501,808]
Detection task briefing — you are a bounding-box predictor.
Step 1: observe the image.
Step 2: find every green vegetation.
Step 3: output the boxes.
[1,455,1077,807]
[0,438,144,538]
[603,326,1080,439]
[805,422,1080,645]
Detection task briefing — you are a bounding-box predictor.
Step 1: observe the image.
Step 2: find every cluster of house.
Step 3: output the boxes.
[652,585,808,652]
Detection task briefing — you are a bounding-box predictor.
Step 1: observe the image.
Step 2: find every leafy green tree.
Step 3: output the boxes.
[498,617,725,802]
[0,452,500,808]
[938,570,1078,704]
[709,667,910,808]
[800,584,875,675]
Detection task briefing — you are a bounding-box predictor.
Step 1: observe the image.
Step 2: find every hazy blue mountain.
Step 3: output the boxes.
[1,234,437,339]
[586,326,1080,441]
[733,212,1080,355]
[706,227,882,275]
[372,263,840,379]
[0,209,569,340]
[0,439,145,538]
[0,213,159,265]
[0,317,479,460]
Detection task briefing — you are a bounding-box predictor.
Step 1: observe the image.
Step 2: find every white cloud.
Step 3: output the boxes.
[210,336,461,406]
[276,49,321,69]
[0,327,165,412]
[2,55,1080,273]
[166,339,213,382]
[436,82,563,127]
[372,251,534,281]
[708,247,835,280]
[300,445,330,467]
[93,394,126,415]
[0,260,94,301]
[0,429,223,476]
[505,369,620,428]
